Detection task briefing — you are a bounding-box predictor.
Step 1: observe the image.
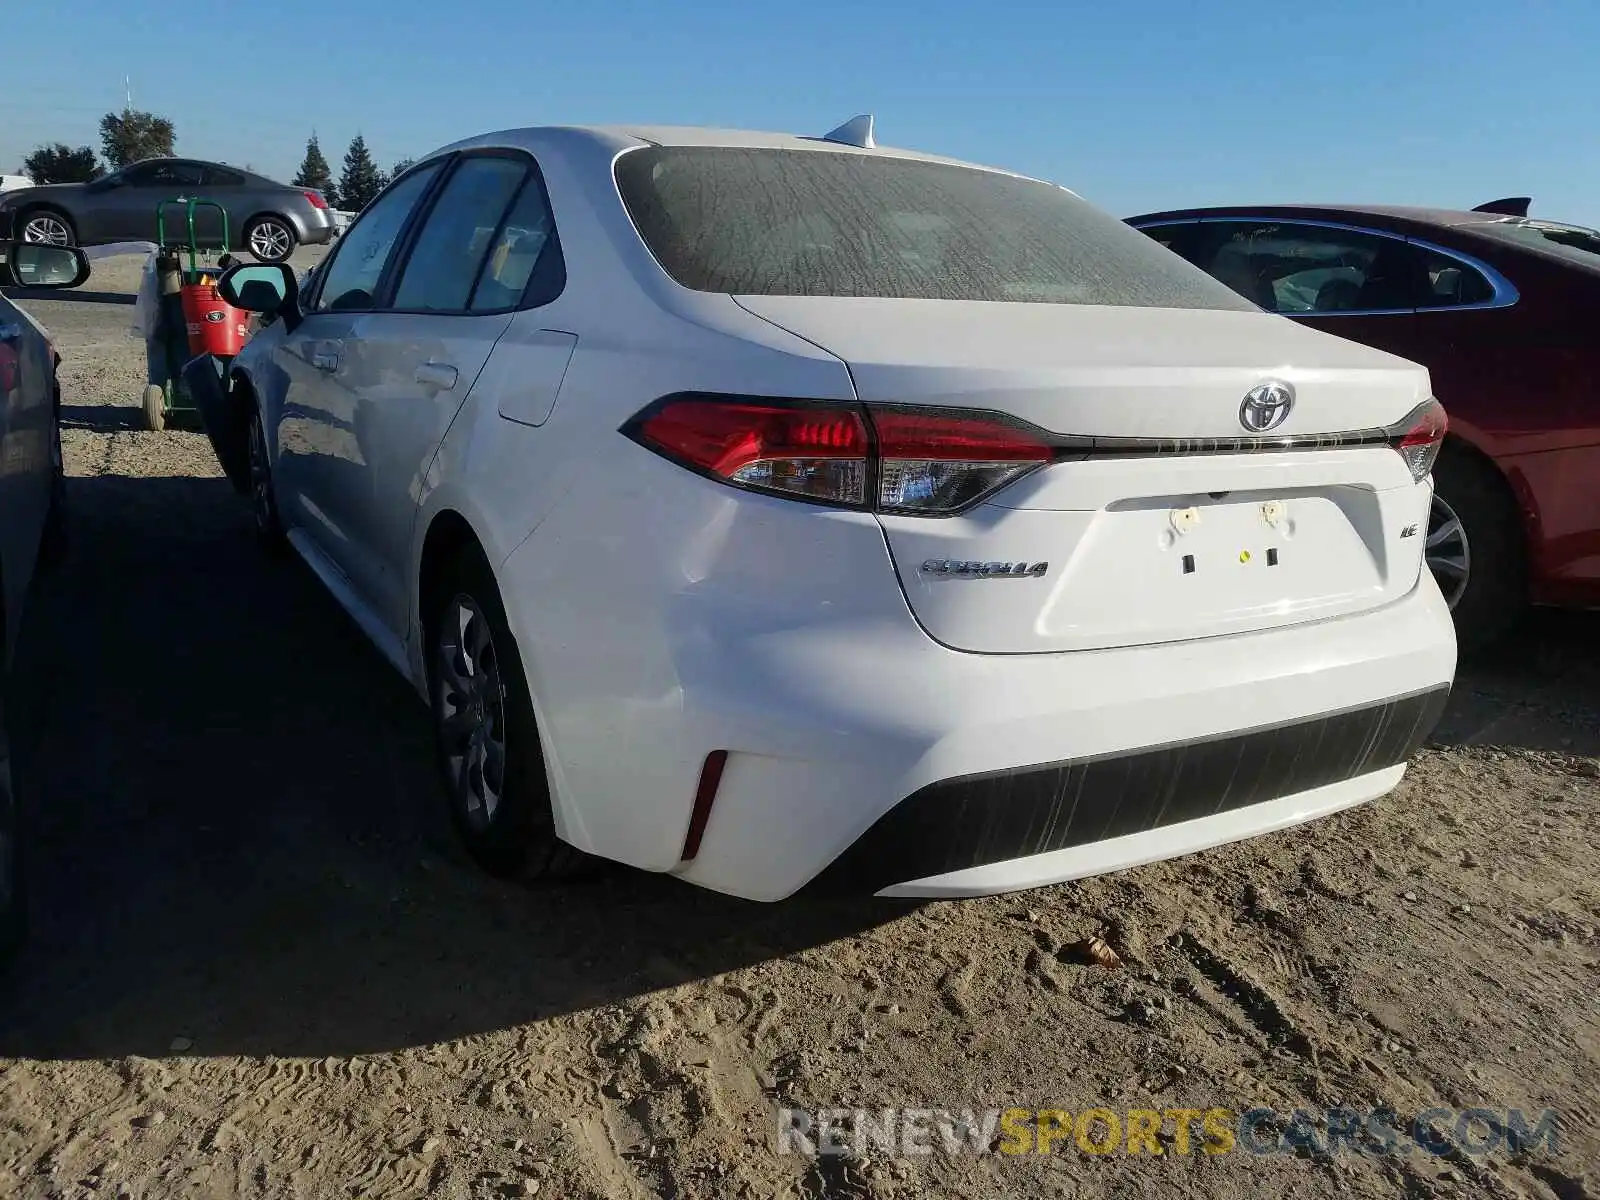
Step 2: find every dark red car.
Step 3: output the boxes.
[1126,199,1600,652]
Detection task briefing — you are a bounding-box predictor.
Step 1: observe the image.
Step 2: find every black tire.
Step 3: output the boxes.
[246,402,286,553]
[243,216,297,265]
[142,384,166,433]
[38,382,68,570]
[1429,443,1526,656]
[18,206,75,247]
[0,673,27,969]
[427,543,594,882]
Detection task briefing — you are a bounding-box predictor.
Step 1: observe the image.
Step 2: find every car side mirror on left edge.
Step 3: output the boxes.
[218,262,301,332]
[0,242,90,289]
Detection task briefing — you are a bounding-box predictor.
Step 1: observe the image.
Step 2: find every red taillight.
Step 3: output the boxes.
[1388,398,1447,482]
[303,189,328,209]
[628,396,869,506]
[623,395,1056,514]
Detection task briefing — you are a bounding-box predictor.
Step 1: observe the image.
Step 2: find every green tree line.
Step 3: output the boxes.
[18,111,412,210]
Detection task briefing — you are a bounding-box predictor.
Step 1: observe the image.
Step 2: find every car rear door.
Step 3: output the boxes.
[313,150,566,640]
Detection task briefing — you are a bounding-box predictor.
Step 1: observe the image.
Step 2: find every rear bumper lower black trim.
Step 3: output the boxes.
[803,685,1450,896]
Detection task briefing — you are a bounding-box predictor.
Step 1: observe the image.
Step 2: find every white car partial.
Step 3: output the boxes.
[189,116,1457,902]
[0,240,82,963]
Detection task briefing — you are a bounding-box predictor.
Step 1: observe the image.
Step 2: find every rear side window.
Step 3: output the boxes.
[1417,247,1494,307]
[203,166,245,187]
[391,156,528,312]
[614,147,1254,310]
[470,178,562,311]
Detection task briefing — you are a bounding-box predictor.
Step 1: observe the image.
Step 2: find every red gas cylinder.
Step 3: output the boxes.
[179,276,250,358]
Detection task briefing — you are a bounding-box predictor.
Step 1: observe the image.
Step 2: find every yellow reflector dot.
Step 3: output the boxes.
[1239,550,1251,563]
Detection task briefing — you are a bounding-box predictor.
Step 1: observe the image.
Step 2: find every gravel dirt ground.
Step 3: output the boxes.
[0,249,1596,1200]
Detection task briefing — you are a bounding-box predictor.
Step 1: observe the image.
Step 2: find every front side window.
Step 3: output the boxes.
[615,147,1254,310]
[313,162,444,313]
[125,161,206,188]
[1187,222,1422,313]
[391,156,528,312]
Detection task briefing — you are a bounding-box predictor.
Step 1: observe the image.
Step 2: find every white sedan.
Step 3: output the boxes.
[1,240,81,962]
[191,117,1457,901]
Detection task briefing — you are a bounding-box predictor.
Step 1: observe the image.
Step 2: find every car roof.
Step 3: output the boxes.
[1126,202,1529,231]
[427,123,1044,182]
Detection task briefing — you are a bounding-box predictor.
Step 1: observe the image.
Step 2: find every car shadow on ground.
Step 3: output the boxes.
[0,474,917,1062]
[0,288,135,306]
[1,474,1593,1061]
[59,403,145,433]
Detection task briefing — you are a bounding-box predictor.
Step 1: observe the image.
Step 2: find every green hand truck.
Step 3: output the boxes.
[143,197,237,432]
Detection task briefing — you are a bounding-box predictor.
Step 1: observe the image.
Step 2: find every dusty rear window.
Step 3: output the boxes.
[1467,218,1600,273]
[614,146,1256,310]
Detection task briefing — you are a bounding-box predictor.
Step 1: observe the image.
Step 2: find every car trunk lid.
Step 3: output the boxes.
[738,296,1437,652]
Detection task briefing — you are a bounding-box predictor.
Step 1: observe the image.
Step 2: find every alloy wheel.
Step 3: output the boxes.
[435,595,508,831]
[21,214,70,245]
[1426,493,1471,611]
[249,220,293,262]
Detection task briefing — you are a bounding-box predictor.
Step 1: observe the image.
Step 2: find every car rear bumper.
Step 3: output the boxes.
[802,690,1442,897]
[495,442,1457,903]
[667,579,1453,901]
[289,210,336,245]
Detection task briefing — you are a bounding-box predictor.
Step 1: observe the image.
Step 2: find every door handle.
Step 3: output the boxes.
[414,361,458,390]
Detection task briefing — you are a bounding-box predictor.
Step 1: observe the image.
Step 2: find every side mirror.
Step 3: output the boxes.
[1,243,90,289]
[218,262,300,330]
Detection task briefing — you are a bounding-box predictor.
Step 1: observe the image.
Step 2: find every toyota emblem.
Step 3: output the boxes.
[1239,380,1295,433]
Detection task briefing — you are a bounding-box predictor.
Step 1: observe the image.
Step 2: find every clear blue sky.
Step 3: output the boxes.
[6,0,1597,225]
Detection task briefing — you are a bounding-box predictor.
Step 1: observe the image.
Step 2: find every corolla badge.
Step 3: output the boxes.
[921,560,1048,579]
[1239,380,1295,433]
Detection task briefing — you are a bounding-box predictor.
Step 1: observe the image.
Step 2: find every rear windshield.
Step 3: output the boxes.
[1467,218,1600,272]
[614,146,1255,310]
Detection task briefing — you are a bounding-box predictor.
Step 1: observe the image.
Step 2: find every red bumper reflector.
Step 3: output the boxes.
[680,750,728,861]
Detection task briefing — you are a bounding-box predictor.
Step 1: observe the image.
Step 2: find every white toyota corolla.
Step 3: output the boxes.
[194,117,1457,902]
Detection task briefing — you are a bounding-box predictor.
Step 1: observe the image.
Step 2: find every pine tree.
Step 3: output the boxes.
[293,134,337,207]
[338,134,384,212]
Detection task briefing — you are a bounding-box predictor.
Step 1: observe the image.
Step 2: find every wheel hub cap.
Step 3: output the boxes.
[1426,494,1471,611]
[251,223,291,259]
[436,596,506,829]
[23,216,69,245]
